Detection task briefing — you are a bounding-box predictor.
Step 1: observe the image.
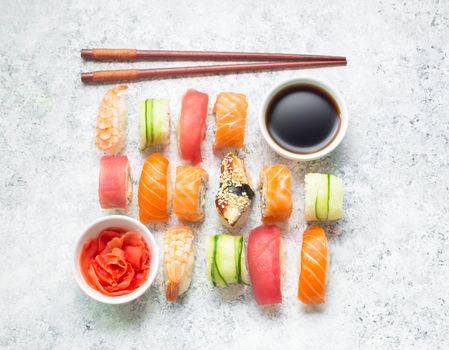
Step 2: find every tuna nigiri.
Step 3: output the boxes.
[164,225,195,302]
[95,85,128,154]
[247,224,284,305]
[212,92,248,151]
[298,225,328,304]
[178,89,208,164]
[173,166,208,222]
[98,155,132,210]
[259,164,292,222]
[138,153,170,223]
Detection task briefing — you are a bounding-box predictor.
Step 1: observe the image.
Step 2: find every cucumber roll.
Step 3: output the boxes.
[206,235,249,288]
[304,173,343,221]
[139,98,170,150]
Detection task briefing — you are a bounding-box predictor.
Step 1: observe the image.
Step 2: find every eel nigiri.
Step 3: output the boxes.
[259,164,292,222]
[298,225,328,304]
[164,225,195,302]
[178,89,208,164]
[138,152,170,223]
[215,153,254,228]
[98,155,132,210]
[212,92,248,151]
[139,98,170,150]
[304,173,343,221]
[206,235,249,288]
[247,224,284,305]
[95,85,127,154]
[173,166,208,222]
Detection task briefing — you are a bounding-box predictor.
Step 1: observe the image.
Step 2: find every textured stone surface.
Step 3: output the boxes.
[1,0,448,349]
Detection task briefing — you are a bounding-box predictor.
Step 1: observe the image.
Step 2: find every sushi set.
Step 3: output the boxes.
[75,48,348,306]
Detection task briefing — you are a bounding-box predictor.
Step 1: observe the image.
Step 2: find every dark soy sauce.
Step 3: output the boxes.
[266,85,340,154]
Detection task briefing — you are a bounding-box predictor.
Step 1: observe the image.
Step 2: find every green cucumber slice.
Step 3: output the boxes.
[327,175,344,220]
[304,173,318,220]
[240,246,249,284]
[235,236,243,283]
[216,235,238,285]
[314,174,328,220]
[152,99,170,145]
[206,236,214,283]
[206,235,247,288]
[305,173,328,220]
[206,236,227,288]
[145,99,153,145]
[138,101,147,150]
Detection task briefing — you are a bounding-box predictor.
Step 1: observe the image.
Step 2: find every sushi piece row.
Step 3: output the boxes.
[163,223,328,306]
[94,86,249,163]
[97,152,344,225]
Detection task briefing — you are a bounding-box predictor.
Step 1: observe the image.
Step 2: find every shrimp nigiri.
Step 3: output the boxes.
[95,85,128,154]
[164,225,195,302]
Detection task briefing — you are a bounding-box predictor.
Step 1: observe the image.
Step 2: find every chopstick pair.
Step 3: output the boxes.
[80,48,347,83]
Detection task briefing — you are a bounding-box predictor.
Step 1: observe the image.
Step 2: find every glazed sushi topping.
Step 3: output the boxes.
[216,180,253,212]
[216,153,253,213]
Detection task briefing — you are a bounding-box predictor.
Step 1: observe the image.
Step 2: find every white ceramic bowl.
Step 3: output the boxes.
[259,77,348,161]
[73,215,159,304]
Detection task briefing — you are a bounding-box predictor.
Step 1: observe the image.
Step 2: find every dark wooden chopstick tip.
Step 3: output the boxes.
[81,72,94,82]
[81,49,94,59]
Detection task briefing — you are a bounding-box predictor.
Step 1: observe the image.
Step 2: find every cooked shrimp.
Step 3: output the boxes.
[95,85,128,154]
[164,225,195,302]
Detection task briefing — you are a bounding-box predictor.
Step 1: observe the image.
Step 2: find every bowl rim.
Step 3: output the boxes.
[259,77,348,161]
[73,215,159,304]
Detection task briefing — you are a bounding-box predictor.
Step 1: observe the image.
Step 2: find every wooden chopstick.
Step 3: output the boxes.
[81,48,346,62]
[81,60,346,83]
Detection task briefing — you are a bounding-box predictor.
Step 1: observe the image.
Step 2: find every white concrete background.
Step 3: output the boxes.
[1,0,448,349]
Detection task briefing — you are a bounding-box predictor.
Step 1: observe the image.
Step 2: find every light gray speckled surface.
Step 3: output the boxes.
[1,0,449,349]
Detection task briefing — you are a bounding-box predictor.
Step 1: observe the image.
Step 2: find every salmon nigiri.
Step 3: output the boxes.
[178,89,208,164]
[259,164,292,223]
[173,166,208,222]
[212,92,248,152]
[164,225,195,302]
[95,85,128,154]
[298,225,328,304]
[138,152,170,223]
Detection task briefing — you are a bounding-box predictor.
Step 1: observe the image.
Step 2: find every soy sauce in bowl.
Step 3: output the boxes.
[266,84,341,154]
